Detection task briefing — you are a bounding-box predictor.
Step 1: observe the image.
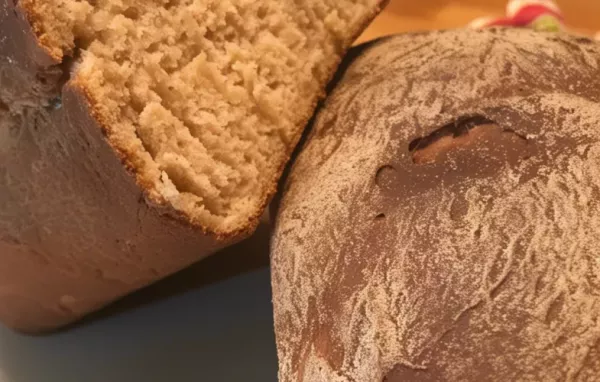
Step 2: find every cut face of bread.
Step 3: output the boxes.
[20,0,385,235]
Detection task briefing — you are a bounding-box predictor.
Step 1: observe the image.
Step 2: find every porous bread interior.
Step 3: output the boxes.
[20,0,382,234]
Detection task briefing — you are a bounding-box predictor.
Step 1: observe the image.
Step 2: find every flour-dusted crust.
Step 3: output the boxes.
[272,29,600,381]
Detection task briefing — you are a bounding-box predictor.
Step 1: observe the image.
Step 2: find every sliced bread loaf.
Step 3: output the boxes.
[0,0,385,332]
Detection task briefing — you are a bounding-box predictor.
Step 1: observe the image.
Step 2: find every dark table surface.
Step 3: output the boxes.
[0,223,278,382]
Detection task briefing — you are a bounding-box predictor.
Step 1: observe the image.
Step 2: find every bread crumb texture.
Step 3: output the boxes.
[18,0,383,234]
[272,29,600,381]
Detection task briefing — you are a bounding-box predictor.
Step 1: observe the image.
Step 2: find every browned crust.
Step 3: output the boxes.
[16,0,65,61]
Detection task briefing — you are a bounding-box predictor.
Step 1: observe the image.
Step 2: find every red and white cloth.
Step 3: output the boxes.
[469,0,599,40]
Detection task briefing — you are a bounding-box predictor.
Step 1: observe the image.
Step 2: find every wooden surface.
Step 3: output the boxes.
[358,0,600,43]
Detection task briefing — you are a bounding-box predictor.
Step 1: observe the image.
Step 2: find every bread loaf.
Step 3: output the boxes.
[272,29,600,381]
[0,0,385,333]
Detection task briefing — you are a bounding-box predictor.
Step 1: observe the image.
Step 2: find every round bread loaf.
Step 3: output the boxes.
[271,29,600,381]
